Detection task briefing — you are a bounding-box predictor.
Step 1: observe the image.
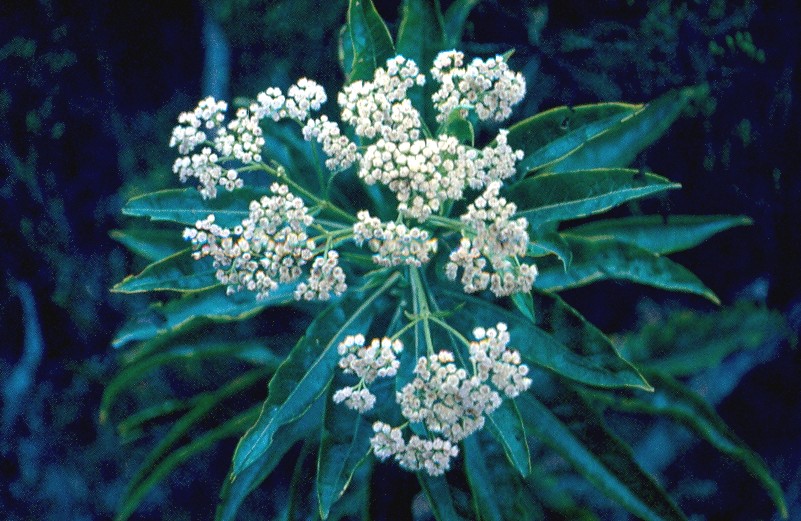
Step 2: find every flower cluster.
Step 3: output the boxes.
[338,55,425,142]
[353,210,438,267]
[333,335,403,413]
[352,322,531,475]
[446,182,537,296]
[431,51,526,123]
[184,182,346,301]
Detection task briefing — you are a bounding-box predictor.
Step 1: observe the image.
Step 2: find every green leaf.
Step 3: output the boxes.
[440,110,474,145]
[485,400,532,476]
[112,249,217,293]
[111,227,186,262]
[396,0,445,124]
[443,291,651,390]
[216,397,324,521]
[506,103,640,175]
[101,341,280,422]
[465,433,545,521]
[618,302,792,376]
[116,405,261,521]
[122,186,270,228]
[535,235,720,303]
[443,0,480,47]
[317,383,373,519]
[544,86,703,173]
[565,215,752,255]
[417,474,465,521]
[231,273,399,477]
[529,231,572,271]
[507,168,680,228]
[462,436,504,521]
[346,0,395,83]
[112,284,295,347]
[589,371,788,518]
[518,391,688,521]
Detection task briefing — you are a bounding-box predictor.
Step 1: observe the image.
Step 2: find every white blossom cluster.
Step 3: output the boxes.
[302,115,359,171]
[356,322,531,476]
[333,335,403,414]
[170,79,330,199]
[446,182,537,296]
[431,50,526,123]
[184,182,345,301]
[338,55,425,142]
[352,210,438,267]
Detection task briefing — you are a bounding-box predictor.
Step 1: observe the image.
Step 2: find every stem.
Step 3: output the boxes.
[408,267,435,357]
[429,316,472,350]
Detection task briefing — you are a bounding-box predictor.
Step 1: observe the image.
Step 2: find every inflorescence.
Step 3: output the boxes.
[173,51,536,474]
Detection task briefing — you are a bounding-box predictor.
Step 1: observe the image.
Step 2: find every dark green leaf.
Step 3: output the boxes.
[346,0,395,83]
[116,405,261,521]
[506,103,640,175]
[417,474,465,521]
[111,227,186,262]
[440,110,474,145]
[443,0,480,47]
[535,235,719,303]
[507,169,680,228]
[589,371,787,518]
[443,291,651,390]
[396,0,445,124]
[485,400,532,476]
[122,187,270,228]
[216,397,324,521]
[619,302,792,376]
[231,273,399,477]
[544,86,703,173]
[112,284,295,347]
[528,231,572,271]
[462,436,504,521]
[518,391,688,521]
[112,249,217,293]
[565,215,752,255]
[317,383,373,519]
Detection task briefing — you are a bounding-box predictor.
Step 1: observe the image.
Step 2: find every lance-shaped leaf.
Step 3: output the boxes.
[216,397,324,521]
[529,231,572,271]
[507,168,680,227]
[506,103,640,175]
[112,284,295,347]
[535,235,719,303]
[443,291,651,390]
[116,405,261,521]
[588,371,788,518]
[112,249,217,293]
[618,302,791,376]
[485,400,532,476]
[396,0,445,125]
[565,215,752,255]
[317,380,374,519]
[123,187,270,228]
[346,0,394,83]
[544,86,702,173]
[231,273,399,477]
[518,392,688,521]
[111,227,186,262]
[464,433,545,521]
[443,0,480,47]
[417,474,465,521]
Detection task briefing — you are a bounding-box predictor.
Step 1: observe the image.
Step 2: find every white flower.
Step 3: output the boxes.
[353,210,438,267]
[302,116,360,171]
[431,51,526,123]
[183,182,315,299]
[446,181,536,296]
[339,56,425,142]
[294,250,347,301]
[337,335,403,385]
[470,323,532,398]
[369,423,459,477]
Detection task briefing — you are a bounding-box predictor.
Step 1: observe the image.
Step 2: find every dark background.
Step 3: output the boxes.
[1,0,800,519]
